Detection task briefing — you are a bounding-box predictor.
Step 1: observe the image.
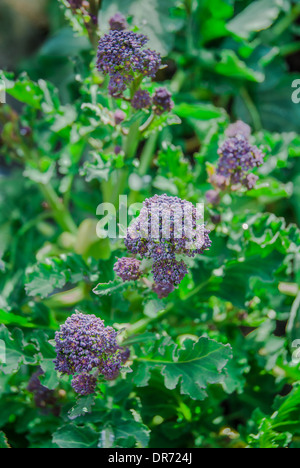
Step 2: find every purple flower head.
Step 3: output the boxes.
[132,89,151,110]
[97,31,161,96]
[100,354,122,381]
[217,135,263,188]
[153,283,174,299]
[152,88,174,115]
[114,145,122,155]
[54,312,121,377]
[209,174,228,191]
[67,0,82,9]
[205,190,220,206]
[243,173,258,190]
[28,368,59,414]
[71,373,97,396]
[225,120,251,139]
[125,194,211,260]
[120,347,130,363]
[114,109,126,125]
[152,258,188,289]
[113,257,142,282]
[108,72,131,97]
[109,12,128,31]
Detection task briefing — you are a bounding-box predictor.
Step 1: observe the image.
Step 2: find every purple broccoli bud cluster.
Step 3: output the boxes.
[125,194,211,259]
[117,194,211,297]
[54,312,126,395]
[27,368,60,415]
[132,90,152,110]
[205,189,221,206]
[153,88,174,115]
[97,30,161,97]
[71,373,97,395]
[216,135,264,188]
[225,120,251,139]
[152,258,188,287]
[114,109,126,125]
[208,121,263,195]
[113,257,142,282]
[67,0,83,9]
[109,12,128,31]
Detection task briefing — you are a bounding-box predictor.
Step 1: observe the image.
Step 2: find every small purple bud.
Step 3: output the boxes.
[152,88,174,115]
[132,90,151,110]
[113,257,142,282]
[109,12,128,31]
[225,120,251,139]
[114,109,126,125]
[205,190,220,206]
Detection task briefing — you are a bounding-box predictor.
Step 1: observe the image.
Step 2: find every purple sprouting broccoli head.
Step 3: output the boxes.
[132,89,152,110]
[54,312,123,394]
[109,12,128,31]
[27,368,60,415]
[97,30,161,97]
[217,135,263,189]
[152,88,174,115]
[125,194,211,261]
[121,194,212,298]
[113,257,142,282]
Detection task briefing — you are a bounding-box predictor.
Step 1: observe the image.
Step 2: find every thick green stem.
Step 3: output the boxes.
[138,132,158,176]
[240,87,262,132]
[126,304,173,336]
[39,183,77,234]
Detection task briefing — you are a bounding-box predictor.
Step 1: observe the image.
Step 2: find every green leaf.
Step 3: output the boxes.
[0,325,37,375]
[227,0,283,40]
[215,50,264,82]
[25,254,90,299]
[93,280,131,297]
[114,419,150,448]
[133,336,232,400]
[52,424,99,448]
[0,431,10,448]
[68,396,96,421]
[174,102,224,120]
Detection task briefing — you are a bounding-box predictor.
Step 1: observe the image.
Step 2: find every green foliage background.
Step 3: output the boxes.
[0,0,300,448]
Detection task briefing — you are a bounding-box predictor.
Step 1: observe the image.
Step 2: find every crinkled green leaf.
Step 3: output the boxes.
[133,336,232,400]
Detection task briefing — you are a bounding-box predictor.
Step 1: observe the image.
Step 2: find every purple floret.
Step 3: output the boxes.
[152,88,174,115]
[205,190,220,206]
[152,258,188,289]
[27,368,60,415]
[54,312,121,378]
[67,0,82,8]
[114,109,126,125]
[71,373,97,395]
[217,135,263,188]
[97,30,161,96]
[225,120,251,139]
[125,194,211,261]
[153,283,175,299]
[109,12,128,31]
[113,257,142,282]
[132,89,151,110]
